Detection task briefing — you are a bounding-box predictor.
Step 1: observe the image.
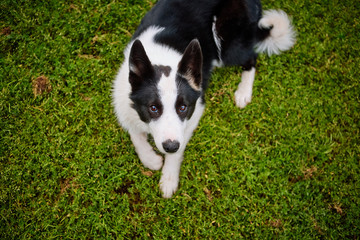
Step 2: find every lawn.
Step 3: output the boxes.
[1,0,359,238]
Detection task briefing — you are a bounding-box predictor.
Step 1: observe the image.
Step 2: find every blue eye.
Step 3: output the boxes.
[179,105,187,113]
[149,105,158,113]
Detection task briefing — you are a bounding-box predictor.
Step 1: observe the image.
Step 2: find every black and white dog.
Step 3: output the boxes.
[113,0,295,198]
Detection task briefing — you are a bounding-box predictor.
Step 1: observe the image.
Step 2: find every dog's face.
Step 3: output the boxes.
[128,39,203,154]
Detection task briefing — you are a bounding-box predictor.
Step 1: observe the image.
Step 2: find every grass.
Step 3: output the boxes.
[1,0,359,238]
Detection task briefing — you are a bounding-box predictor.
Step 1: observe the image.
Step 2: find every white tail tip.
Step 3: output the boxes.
[256,9,296,56]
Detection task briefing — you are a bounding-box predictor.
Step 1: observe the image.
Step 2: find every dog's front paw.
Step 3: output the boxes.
[139,153,163,171]
[160,175,179,198]
[235,88,252,109]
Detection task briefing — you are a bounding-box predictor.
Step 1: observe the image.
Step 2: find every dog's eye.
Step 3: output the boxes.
[149,105,158,113]
[179,104,187,113]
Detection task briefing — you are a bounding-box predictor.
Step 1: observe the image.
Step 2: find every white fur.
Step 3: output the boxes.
[160,99,204,198]
[255,9,296,56]
[149,71,184,153]
[112,26,205,198]
[235,67,256,109]
[129,131,163,170]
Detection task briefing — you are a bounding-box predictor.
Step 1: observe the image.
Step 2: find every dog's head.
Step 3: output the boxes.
[128,39,203,154]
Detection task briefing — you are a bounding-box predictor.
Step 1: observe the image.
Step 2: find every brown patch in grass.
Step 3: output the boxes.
[330,203,344,215]
[32,75,52,96]
[289,166,319,183]
[78,54,100,59]
[59,177,78,195]
[269,219,283,228]
[288,175,302,183]
[203,187,213,202]
[69,4,81,13]
[54,177,78,205]
[79,93,92,101]
[313,219,324,235]
[303,166,318,180]
[141,170,154,177]
[1,27,11,36]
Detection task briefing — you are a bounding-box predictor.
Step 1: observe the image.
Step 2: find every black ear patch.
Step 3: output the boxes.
[129,40,154,92]
[177,39,203,91]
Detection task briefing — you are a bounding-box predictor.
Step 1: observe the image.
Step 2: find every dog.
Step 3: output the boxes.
[112,0,296,198]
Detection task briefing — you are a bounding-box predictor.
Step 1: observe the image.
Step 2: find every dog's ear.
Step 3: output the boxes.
[178,39,203,91]
[129,40,154,90]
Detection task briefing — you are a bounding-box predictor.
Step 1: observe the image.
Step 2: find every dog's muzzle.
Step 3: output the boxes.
[162,139,180,153]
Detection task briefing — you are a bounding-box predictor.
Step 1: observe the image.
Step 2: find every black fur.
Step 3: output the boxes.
[214,0,262,69]
[132,0,270,88]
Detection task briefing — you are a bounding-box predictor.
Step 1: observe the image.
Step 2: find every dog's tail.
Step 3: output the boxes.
[255,9,296,56]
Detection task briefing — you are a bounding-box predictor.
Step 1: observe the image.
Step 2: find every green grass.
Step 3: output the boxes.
[1,0,359,238]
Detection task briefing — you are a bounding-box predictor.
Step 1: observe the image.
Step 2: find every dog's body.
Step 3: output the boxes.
[113,0,295,198]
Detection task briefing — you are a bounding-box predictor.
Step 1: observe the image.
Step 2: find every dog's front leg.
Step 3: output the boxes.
[129,131,163,170]
[235,67,256,109]
[160,152,184,198]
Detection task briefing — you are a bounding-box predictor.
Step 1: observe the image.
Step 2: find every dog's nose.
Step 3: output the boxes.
[162,140,180,153]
